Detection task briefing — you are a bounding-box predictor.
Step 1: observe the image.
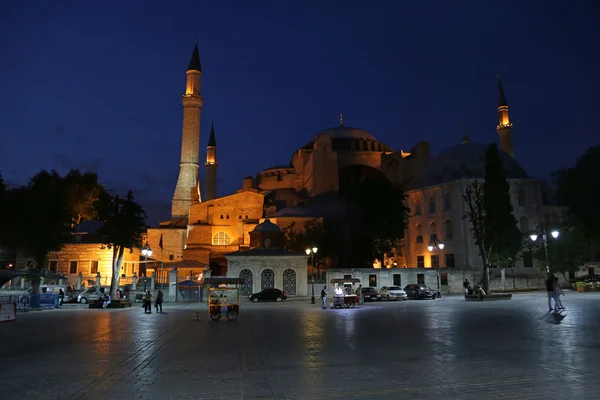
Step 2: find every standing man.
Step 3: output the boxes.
[553,277,565,310]
[546,275,557,312]
[355,284,363,305]
[320,286,327,309]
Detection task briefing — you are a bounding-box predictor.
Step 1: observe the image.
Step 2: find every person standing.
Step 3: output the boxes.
[58,289,65,306]
[320,286,327,309]
[355,284,363,305]
[546,275,557,312]
[553,277,565,310]
[144,291,152,313]
[155,290,163,313]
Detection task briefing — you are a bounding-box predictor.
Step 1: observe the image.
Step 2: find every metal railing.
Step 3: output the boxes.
[0,294,59,311]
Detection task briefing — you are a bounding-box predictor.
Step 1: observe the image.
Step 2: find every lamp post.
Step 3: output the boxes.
[141,245,152,292]
[306,247,318,304]
[530,227,559,274]
[427,239,444,298]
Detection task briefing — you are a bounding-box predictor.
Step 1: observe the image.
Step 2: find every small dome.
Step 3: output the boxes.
[414,143,528,187]
[251,218,282,233]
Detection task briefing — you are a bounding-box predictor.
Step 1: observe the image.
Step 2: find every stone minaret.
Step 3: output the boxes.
[204,122,218,201]
[171,40,204,223]
[496,75,514,158]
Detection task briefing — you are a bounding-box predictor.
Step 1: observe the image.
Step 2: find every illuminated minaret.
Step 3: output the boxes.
[204,122,218,201]
[171,40,204,222]
[496,75,514,158]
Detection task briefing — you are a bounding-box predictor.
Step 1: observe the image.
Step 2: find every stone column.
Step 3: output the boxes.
[167,267,178,302]
[501,268,506,291]
[20,278,25,290]
[132,272,137,291]
[151,272,156,292]
[76,273,82,290]
[58,278,63,286]
[95,272,101,287]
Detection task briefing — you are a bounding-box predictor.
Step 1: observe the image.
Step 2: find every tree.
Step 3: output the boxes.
[2,170,72,294]
[529,220,589,279]
[348,177,409,268]
[463,144,523,293]
[283,219,331,266]
[64,169,107,227]
[96,190,147,298]
[554,145,600,245]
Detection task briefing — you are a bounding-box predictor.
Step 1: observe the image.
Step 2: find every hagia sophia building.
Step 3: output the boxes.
[144,41,560,280]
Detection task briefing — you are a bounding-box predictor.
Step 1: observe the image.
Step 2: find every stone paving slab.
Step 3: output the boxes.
[1,293,599,399]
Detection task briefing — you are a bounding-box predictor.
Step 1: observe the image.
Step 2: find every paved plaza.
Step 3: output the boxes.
[1,292,599,400]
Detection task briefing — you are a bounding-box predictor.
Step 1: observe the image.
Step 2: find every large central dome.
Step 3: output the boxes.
[310,125,377,142]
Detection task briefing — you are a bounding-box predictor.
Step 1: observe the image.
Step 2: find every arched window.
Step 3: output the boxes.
[414,199,422,215]
[444,220,453,240]
[212,232,230,246]
[415,224,423,243]
[520,217,529,233]
[429,221,437,241]
[428,197,436,213]
[443,193,451,211]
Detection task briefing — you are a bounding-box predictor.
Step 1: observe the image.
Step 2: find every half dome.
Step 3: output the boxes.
[414,143,528,188]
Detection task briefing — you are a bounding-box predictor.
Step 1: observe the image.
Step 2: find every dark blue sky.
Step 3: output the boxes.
[1,0,599,225]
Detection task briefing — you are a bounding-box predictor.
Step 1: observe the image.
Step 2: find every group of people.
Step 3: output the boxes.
[143,290,164,313]
[546,276,565,312]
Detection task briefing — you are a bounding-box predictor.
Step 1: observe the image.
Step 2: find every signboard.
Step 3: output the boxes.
[0,303,16,322]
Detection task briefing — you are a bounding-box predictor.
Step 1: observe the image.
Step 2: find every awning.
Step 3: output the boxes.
[204,277,245,286]
[330,278,361,284]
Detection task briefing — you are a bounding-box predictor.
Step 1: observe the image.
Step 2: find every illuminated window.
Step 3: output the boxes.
[90,260,99,275]
[212,232,231,246]
[69,261,78,274]
[444,220,453,240]
[431,254,439,268]
[414,199,422,215]
[417,256,425,268]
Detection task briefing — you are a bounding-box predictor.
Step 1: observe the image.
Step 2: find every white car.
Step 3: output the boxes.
[379,286,408,301]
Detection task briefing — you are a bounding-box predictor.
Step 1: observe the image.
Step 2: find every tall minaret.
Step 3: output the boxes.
[204,122,218,201]
[171,40,204,223]
[496,75,514,158]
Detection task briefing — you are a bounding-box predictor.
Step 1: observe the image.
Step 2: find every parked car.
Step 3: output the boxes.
[360,287,382,302]
[248,288,287,303]
[379,286,407,301]
[403,284,437,300]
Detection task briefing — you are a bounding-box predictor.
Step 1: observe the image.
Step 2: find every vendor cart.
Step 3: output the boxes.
[330,278,360,309]
[208,287,240,321]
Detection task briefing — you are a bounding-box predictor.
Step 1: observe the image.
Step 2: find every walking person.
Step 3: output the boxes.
[320,286,327,309]
[546,275,557,312]
[144,291,152,313]
[553,277,565,310]
[155,290,163,313]
[58,289,65,306]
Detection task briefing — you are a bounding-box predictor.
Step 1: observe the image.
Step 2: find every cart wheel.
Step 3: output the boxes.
[210,312,221,321]
[342,303,348,309]
[276,297,282,302]
[227,310,239,321]
[349,302,355,308]
[252,298,259,303]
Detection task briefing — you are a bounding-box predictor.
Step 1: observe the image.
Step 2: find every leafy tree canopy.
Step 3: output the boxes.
[554,145,600,243]
[96,190,147,297]
[64,169,107,227]
[348,177,409,268]
[283,219,332,265]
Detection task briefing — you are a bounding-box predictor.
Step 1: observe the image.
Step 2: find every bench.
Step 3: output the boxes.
[89,299,133,309]
[465,293,512,301]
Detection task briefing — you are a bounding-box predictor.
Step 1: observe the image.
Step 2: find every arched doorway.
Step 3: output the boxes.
[239,269,253,296]
[261,269,275,290]
[282,269,296,295]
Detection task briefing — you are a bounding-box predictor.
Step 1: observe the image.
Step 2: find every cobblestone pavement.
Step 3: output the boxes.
[1,293,599,400]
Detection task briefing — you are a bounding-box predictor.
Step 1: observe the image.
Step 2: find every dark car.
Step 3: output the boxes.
[248,288,287,303]
[361,287,382,302]
[403,284,437,300]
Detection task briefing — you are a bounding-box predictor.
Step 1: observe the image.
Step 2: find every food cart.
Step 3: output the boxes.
[204,277,245,322]
[330,278,360,309]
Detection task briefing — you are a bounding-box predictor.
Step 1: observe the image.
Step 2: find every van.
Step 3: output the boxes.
[77,286,110,304]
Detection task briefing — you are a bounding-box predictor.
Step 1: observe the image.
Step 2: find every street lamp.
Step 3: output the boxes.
[427,239,444,298]
[530,228,559,274]
[306,247,318,304]
[141,245,152,291]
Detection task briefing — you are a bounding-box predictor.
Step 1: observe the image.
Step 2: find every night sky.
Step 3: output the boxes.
[2,1,599,226]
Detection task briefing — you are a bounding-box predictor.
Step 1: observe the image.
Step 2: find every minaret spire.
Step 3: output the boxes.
[205,121,218,201]
[171,40,204,223]
[496,74,514,158]
[461,121,471,145]
[339,114,344,126]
